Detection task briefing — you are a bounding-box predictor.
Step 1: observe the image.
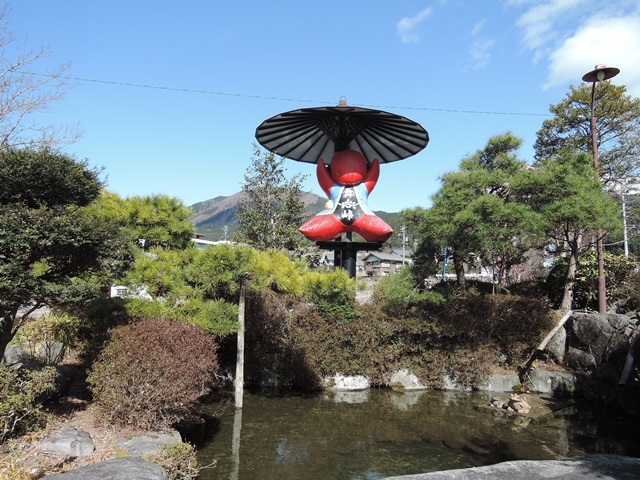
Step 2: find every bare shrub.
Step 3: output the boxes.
[87,319,219,430]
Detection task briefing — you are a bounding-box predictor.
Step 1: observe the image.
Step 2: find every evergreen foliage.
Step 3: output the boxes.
[527,151,622,310]
[534,82,640,187]
[0,148,134,359]
[546,251,638,312]
[406,133,542,289]
[87,191,195,250]
[0,364,57,443]
[145,442,201,480]
[235,143,307,253]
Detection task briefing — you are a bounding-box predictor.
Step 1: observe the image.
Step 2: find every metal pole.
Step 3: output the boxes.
[589,82,607,314]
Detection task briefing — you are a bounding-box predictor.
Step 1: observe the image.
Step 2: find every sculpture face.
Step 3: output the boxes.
[330,150,367,186]
[298,149,393,243]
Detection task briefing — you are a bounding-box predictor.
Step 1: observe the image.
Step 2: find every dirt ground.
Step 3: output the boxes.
[0,363,146,479]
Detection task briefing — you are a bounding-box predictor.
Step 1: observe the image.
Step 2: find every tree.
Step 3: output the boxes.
[0,5,77,149]
[88,191,195,250]
[409,133,542,289]
[235,143,307,253]
[534,82,640,188]
[526,152,622,311]
[0,148,133,359]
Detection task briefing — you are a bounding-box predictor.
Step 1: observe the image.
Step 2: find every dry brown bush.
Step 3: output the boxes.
[87,319,219,430]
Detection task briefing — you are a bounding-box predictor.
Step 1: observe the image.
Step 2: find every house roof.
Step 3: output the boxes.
[362,252,406,263]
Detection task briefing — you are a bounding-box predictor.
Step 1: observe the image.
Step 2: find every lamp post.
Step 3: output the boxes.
[582,64,620,314]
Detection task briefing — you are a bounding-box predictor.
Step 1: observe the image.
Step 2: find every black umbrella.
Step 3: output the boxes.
[255,98,429,165]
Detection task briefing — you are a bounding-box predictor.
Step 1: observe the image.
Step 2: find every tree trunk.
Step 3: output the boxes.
[521,310,573,378]
[234,281,246,409]
[560,244,579,312]
[452,252,466,291]
[0,314,16,362]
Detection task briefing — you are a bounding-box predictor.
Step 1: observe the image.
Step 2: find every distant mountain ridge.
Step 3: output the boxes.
[189,191,399,241]
[189,191,327,240]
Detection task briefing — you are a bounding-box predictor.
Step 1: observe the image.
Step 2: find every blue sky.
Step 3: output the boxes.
[8,1,640,213]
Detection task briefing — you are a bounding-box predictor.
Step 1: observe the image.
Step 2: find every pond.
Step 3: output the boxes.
[191,389,640,480]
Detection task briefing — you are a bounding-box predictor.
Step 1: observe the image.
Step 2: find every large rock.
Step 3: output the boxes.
[390,369,428,390]
[44,456,168,479]
[546,326,566,363]
[37,426,95,457]
[566,313,631,370]
[116,429,182,455]
[526,369,585,395]
[2,345,28,366]
[37,340,65,364]
[323,373,370,390]
[441,374,472,392]
[478,373,520,392]
[384,454,640,479]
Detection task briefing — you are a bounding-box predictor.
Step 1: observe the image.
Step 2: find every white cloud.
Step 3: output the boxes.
[464,19,494,71]
[396,7,433,44]
[470,19,485,36]
[516,0,585,53]
[544,15,640,97]
[468,38,495,70]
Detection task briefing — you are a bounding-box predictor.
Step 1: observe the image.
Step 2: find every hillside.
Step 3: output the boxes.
[189,191,400,241]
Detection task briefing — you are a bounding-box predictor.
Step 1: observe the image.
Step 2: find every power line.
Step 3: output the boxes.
[28,71,552,117]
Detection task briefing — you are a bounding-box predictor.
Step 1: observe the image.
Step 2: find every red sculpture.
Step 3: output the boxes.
[299,150,393,242]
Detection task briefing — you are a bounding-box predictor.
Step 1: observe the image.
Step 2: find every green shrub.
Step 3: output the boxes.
[87,319,219,430]
[0,364,57,443]
[546,251,638,311]
[12,313,82,360]
[624,272,640,312]
[146,442,201,480]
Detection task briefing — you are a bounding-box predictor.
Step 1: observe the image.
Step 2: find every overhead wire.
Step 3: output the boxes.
[27,71,552,117]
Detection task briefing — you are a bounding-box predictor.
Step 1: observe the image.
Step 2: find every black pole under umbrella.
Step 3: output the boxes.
[255,98,429,165]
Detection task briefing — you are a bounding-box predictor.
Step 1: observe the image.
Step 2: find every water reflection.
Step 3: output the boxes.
[192,389,640,480]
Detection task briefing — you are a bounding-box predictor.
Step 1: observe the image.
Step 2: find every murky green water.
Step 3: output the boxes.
[191,389,640,480]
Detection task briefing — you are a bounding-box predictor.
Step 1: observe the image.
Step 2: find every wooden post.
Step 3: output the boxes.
[230,408,242,480]
[234,280,246,409]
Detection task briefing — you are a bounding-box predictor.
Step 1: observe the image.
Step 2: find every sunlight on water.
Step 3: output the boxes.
[190,389,640,480]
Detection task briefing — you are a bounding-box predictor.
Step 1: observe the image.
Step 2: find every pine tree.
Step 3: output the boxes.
[235,143,307,253]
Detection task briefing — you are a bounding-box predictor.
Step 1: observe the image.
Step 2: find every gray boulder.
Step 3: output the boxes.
[2,345,28,366]
[478,373,520,392]
[526,369,585,395]
[37,340,65,364]
[44,456,168,479]
[390,369,429,390]
[37,426,95,457]
[384,454,640,479]
[566,313,631,369]
[546,326,566,363]
[116,429,182,455]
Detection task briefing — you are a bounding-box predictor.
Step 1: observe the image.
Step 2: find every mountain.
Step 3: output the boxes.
[189,191,327,241]
[190,191,401,242]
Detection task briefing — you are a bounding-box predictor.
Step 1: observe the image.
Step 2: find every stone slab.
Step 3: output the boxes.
[384,454,640,480]
[44,456,168,479]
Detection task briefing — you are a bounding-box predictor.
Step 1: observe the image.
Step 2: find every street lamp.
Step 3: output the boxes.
[581,64,620,314]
